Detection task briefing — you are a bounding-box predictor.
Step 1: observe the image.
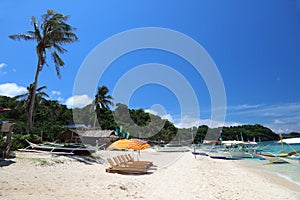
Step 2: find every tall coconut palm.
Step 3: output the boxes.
[93,85,114,128]
[9,10,78,133]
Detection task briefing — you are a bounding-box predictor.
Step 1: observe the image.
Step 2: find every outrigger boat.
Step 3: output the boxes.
[20,140,96,156]
[156,143,190,152]
[280,155,300,168]
[258,134,292,164]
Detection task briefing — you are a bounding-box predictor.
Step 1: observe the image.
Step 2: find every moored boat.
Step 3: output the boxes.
[280,157,300,168]
[156,143,190,152]
[23,140,96,155]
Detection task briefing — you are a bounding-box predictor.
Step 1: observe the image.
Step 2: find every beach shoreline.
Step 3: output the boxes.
[0,151,300,200]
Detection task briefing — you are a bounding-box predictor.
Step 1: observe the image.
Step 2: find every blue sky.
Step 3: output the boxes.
[1,0,300,133]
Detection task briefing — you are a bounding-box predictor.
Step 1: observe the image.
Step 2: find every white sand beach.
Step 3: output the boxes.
[1,151,300,200]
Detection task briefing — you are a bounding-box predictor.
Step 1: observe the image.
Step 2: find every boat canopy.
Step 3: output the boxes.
[277,137,300,144]
[222,141,245,146]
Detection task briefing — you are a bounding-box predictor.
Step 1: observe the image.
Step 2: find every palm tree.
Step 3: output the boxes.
[9,10,78,133]
[14,84,49,133]
[93,85,114,128]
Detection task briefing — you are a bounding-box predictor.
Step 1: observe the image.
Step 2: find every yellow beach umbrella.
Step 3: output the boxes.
[107,139,150,151]
[141,143,151,149]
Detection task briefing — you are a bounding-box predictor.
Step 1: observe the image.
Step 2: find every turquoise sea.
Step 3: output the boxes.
[243,141,300,186]
[260,141,300,155]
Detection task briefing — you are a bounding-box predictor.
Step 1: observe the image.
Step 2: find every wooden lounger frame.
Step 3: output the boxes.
[105,155,154,175]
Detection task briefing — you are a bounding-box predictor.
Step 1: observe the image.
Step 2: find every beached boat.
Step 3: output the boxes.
[280,156,300,168]
[191,147,220,156]
[23,140,96,155]
[209,151,233,160]
[257,153,288,164]
[257,146,289,164]
[256,134,292,163]
[207,140,260,160]
[209,150,257,160]
[156,144,190,152]
[191,151,208,156]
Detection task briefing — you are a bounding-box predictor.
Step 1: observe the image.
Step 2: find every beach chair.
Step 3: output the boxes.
[126,154,153,166]
[117,155,150,168]
[106,158,148,175]
[113,156,147,169]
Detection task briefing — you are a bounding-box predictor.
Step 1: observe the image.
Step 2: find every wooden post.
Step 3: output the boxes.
[1,122,15,159]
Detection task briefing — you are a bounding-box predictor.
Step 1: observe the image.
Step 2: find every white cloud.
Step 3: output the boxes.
[51,91,61,96]
[199,119,241,128]
[145,109,174,122]
[0,63,7,69]
[227,103,300,133]
[145,109,157,115]
[145,103,300,132]
[274,119,284,124]
[0,83,27,97]
[50,90,64,103]
[174,116,241,129]
[161,113,173,122]
[56,97,64,102]
[64,94,93,108]
[227,104,263,111]
[267,123,300,134]
[145,109,240,129]
[0,63,7,75]
[174,115,200,128]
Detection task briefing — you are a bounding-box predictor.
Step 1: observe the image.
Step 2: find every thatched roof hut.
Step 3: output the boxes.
[58,129,81,143]
[58,129,117,148]
[77,129,116,147]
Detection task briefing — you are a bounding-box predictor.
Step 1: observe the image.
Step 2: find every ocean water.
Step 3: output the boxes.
[260,141,300,155]
[242,141,300,186]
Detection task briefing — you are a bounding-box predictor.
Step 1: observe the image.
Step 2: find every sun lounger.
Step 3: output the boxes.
[126,154,153,166]
[113,157,147,169]
[119,155,151,168]
[106,158,148,175]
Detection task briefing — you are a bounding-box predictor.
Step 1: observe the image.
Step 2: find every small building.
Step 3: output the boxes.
[77,129,116,148]
[58,129,117,148]
[57,129,81,143]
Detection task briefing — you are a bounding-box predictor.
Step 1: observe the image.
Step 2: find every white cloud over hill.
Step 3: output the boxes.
[0,83,27,97]
[64,94,93,108]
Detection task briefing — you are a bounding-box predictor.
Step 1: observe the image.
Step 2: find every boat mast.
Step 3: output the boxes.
[279,133,285,153]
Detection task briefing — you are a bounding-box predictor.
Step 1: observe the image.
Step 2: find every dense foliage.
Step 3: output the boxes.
[1,95,298,150]
[221,124,279,141]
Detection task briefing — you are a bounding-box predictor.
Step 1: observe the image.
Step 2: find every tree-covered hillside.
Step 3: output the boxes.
[1,95,297,149]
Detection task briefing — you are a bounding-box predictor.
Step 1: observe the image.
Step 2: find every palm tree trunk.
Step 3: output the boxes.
[28,56,41,133]
[93,112,97,128]
[94,106,100,128]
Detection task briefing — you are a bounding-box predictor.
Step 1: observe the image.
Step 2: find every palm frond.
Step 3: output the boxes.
[36,85,47,92]
[52,43,67,54]
[37,91,50,99]
[30,16,42,41]
[9,34,35,41]
[51,51,64,78]
[26,31,38,38]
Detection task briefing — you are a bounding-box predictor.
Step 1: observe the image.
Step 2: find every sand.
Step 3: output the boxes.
[1,151,300,200]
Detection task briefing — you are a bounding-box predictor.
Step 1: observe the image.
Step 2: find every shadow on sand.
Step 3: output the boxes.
[51,154,105,165]
[0,159,15,167]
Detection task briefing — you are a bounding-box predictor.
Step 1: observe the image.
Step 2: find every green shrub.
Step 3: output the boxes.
[11,134,40,150]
